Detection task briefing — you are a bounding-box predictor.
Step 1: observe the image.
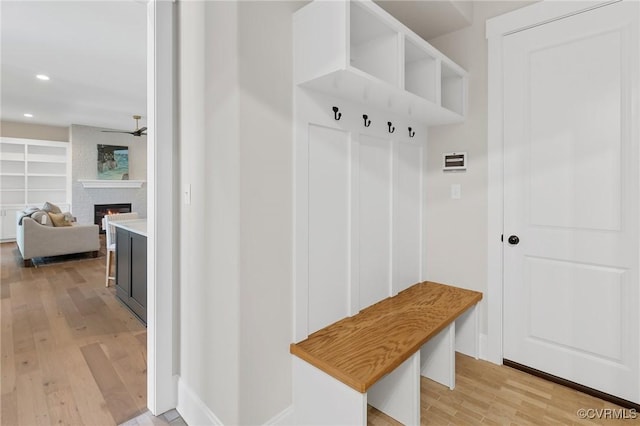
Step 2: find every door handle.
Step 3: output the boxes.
[508,235,520,245]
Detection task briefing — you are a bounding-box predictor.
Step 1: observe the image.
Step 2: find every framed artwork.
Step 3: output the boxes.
[97,144,129,180]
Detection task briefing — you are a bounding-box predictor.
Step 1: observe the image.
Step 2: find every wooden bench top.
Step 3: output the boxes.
[290,281,482,393]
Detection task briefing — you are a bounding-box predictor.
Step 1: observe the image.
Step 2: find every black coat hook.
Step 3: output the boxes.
[332,106,342,121]
[408,127,415,138]
[363,114,371,127]
[387,121,395,134]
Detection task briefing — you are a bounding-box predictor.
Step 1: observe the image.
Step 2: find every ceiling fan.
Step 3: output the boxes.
[101,115,147,137]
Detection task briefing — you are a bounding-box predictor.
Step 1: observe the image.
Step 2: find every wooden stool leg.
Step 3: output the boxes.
[105,251,112,287]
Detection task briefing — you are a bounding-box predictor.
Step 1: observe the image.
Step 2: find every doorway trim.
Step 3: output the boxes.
[147,0,177,414]
[485,0,620,365]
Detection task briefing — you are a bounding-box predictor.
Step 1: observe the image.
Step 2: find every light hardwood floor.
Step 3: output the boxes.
[2,240,633,425]
[0,239,156,425]
[368,354,632,425]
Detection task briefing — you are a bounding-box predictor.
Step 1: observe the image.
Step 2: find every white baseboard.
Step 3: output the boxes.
[177,378,224,425]
[264,405,294,425]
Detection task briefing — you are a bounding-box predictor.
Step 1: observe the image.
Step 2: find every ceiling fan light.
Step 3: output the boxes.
[36,74,50,81]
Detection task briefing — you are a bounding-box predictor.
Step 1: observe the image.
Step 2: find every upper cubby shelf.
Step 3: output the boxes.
[293,0,467,126]
[350,2,400,87]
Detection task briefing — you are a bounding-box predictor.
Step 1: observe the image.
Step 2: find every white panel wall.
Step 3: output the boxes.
[393,141,423,294]
[308,125,351,333]
[295,90,427,339]
[358,135,392,310]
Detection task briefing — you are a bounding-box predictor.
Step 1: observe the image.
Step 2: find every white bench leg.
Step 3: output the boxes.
[455,303,480,360]
[292,357,367,425]
[368,352,420,426]
[474,303,479,359]
[420,322,456,390]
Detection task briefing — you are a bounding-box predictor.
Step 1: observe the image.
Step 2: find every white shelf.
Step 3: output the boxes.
[293,0,467,125]
[404,37,437,103]
[1,153,25,161]
[27,161,66,175]
[0,192,25,205]
[78,179,145,189]
[350,2,400,87]
[0,137,71,241]
[300,68,463,125]
[27,156,66,163]
[441,62,465,116]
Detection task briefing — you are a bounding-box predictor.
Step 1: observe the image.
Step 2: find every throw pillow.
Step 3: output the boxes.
[31,211,53,227]
[48,212,72,227]
[63,212,75,223]
[42,201,62,214]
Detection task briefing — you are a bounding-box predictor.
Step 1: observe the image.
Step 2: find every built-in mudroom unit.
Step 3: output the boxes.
[289,1,482,423]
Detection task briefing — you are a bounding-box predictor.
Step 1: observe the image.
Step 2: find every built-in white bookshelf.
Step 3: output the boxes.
[349,2,400,87]
[293,0,468,125]
[0,137,71,240]
[404,37,437,103]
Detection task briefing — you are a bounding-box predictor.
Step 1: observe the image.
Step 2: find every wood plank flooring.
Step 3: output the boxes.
[369,353,633,425]
[0,240,150,425]
[2,239,634,425]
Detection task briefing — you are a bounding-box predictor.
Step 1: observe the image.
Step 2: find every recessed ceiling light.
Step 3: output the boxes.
[36,74,50,81]
[24,113,33,118]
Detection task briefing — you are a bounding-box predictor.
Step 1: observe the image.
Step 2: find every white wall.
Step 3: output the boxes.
[70,124,147,224]
[178,1,299,422]
[424,1,536,335]
[237,2,297,424]
[177,1,298,423]
[178,0,240,423]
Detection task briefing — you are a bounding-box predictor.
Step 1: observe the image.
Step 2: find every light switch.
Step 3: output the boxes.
[451,184,461,199]
[184,184,191,205]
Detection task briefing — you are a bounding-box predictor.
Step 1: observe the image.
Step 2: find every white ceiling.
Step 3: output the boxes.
[375,0,473,41]
[1,0,147,131]
[0,0,472,132]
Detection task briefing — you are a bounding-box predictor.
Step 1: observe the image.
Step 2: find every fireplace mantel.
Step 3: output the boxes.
[79,179,145,189]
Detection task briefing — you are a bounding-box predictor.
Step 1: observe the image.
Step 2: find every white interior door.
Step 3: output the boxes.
[503,1,639,402]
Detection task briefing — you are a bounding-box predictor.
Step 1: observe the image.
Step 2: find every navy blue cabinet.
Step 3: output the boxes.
[115,226,147,324]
